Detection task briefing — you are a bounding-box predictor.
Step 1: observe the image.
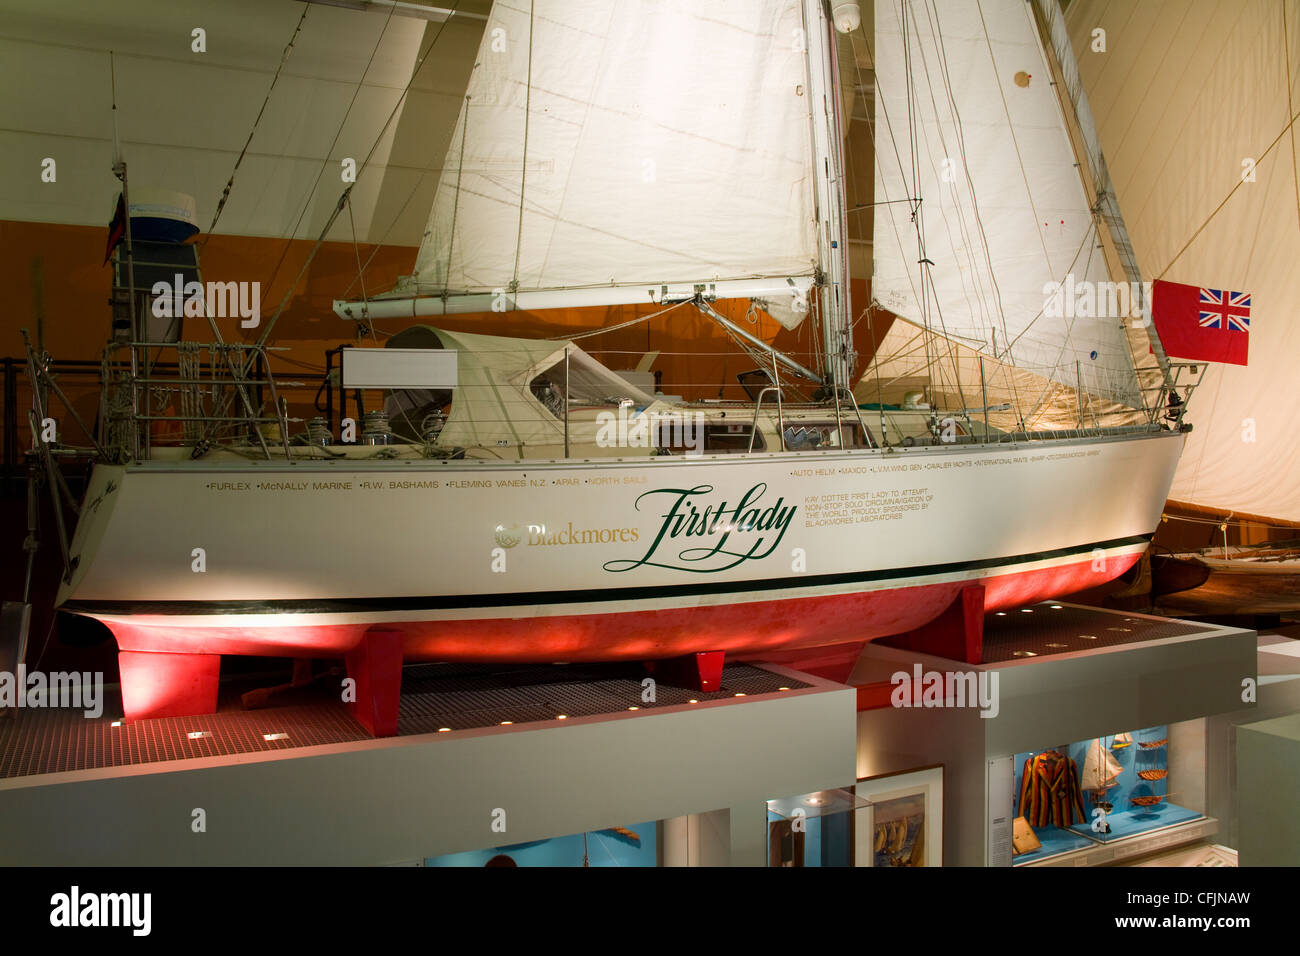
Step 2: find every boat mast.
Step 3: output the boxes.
[1029,0,1173,420]
[802,0,856,395]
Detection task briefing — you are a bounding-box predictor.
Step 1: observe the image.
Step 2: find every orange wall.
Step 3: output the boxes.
[2,219,887,447]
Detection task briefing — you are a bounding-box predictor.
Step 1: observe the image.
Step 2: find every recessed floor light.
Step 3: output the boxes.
[1079,634,1098,640]
[186,731,211,739]
[688,699,699,704]
[437,727,451,732]
[556,714,568,720]
[1050,605,1063,609]
[1045,642,1067,648]
[1012,650,1037,657]
[996,612,1007,616]
[110,720,122,728]
[1021,609,1034,614]
[627,706,639,711]
[500,721,513,726]
[734,692,746,697]
[263,732,289,741]
[778,686,791,692]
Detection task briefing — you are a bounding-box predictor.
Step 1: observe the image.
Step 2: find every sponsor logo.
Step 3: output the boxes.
[526,523,639,546]
[604,483,795,574]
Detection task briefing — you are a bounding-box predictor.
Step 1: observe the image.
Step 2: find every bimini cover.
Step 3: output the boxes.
[384,326,657,451]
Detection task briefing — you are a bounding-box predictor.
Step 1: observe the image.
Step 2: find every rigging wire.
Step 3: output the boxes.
[251,0,464,368]
[1157,104,1300,279]
[256,2,398,342]
[510,0,536,294]
[201,6,310,248]
[553,300,689,341]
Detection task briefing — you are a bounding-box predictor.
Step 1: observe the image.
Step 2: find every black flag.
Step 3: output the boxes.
[104,192,126,265]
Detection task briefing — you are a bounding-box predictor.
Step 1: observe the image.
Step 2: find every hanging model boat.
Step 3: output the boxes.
[1081,737,1123,793]
[36,0,1193,726]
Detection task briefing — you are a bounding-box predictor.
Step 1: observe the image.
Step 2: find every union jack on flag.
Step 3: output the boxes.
[1198,288,1251,331]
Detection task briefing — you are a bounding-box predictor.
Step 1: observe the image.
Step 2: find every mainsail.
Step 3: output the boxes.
[358,0,819,318]
[868,0,1148,410]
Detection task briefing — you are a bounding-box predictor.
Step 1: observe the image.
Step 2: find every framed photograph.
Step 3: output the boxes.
[856,765,944,867]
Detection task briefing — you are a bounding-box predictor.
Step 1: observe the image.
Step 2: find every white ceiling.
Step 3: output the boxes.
[0,0,490,243]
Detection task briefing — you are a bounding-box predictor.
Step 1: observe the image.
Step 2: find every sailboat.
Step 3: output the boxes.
[1081,737,1123,793]
[36,0,1190,724]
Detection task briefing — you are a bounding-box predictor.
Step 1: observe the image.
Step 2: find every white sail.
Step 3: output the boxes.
[871,0,1142,408]
[1081,737,1122,790]
[855,316,1133,433]
[406,0,817,300]
[1067,0,1300,521]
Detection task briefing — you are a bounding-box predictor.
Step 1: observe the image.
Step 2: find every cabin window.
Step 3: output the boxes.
[529,357,644,418]
[783,422,873,450]
[704,423,765,453]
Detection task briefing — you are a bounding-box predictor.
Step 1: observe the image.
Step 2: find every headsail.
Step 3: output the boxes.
[869,0,1144,409]
[370,0,817,315]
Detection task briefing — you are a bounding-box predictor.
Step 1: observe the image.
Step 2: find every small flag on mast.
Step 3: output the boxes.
[104,192,126,265]
[1151,279,1250,366]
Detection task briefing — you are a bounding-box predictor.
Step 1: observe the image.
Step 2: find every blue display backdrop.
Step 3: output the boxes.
[1012,726,1201,861]
[425,822,658,867]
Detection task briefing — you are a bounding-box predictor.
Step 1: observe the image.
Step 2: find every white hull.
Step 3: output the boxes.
[59,431,1185,662]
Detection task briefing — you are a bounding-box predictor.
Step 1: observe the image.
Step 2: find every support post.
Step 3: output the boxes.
[646,650,725,693]
[345,626,404,737]
[893,585,985,664]
[118,649,221,721]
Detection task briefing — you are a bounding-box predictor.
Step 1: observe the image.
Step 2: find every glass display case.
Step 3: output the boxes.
[1012,724,1205,865]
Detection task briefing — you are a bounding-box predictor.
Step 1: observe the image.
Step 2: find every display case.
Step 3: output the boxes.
[1011,723,1206,865]
[765,788,871,867]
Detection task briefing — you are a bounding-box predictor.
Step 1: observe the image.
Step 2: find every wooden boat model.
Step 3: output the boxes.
[1151,539,1300,616]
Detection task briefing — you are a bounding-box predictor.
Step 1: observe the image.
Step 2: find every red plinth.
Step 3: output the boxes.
[345,627,404,737]
[648,650,725,693]
[893,584,986,664]
[118,650,221,721]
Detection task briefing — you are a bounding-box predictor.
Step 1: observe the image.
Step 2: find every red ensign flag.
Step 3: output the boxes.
[1151,279,1250,366]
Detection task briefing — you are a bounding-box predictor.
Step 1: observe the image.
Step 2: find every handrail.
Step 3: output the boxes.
[749,387,786,453]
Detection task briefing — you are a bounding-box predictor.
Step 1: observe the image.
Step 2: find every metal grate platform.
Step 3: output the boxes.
[876,600,1212,664]
[0,661,808,780]
[978,603,1211,662]
[951,600,1201,660]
